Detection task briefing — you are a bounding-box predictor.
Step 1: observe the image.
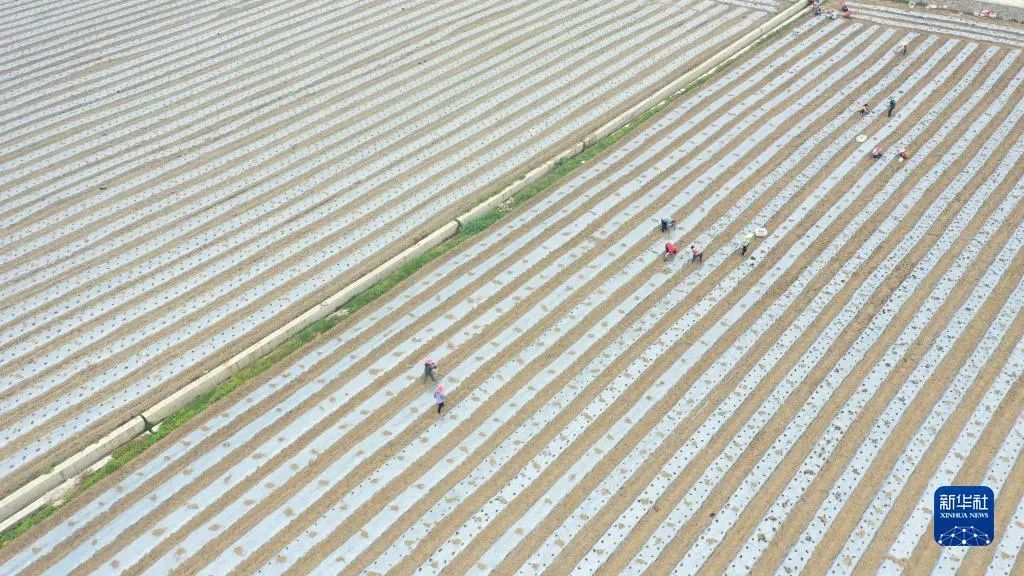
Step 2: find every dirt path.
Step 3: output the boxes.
[0,0,770,496]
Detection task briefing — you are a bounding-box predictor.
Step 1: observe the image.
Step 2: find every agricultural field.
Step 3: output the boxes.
[3,3,1023,574]
[0,0,779,495]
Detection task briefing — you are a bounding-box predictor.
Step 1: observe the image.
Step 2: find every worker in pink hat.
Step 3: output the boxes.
[423,359,438,382]
[434,384,447,414]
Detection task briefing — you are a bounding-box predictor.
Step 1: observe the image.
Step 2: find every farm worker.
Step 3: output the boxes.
[899,149,909,160]
[841,1,849,11]
[871,145,884,159]
[660,218,676,232]
[888,97,896,118]
[690,244,703,263]
[741,232,754,256]
[424,359,438,382]
[814,5,822,15]
[859,103,870,116]
[434,384,447,414]
[664,242,678,261]
[898,43,908,56]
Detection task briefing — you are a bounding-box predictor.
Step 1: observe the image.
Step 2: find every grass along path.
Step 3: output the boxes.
[0,13,794,548]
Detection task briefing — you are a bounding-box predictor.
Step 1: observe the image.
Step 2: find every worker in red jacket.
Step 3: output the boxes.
[664,242,678,262]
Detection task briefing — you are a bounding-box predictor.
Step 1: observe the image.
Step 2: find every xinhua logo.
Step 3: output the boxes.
[934,486,994,546]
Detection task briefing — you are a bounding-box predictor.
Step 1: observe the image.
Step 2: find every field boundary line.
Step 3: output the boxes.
[0,0,810,541]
